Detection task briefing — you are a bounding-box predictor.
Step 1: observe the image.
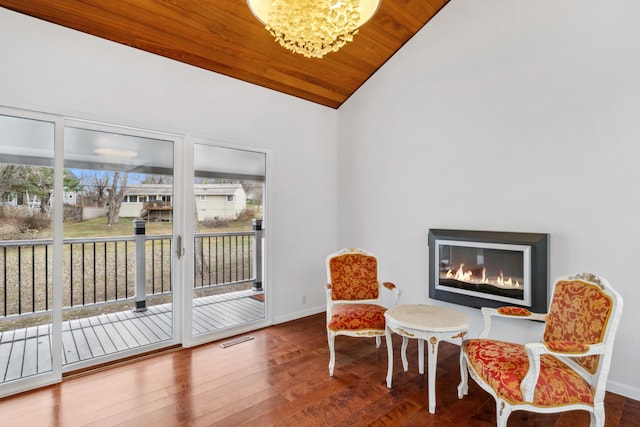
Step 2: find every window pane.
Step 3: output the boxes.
[0,113,55,384]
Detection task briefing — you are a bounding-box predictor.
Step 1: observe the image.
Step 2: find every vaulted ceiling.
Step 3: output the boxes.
[0,0,449,109]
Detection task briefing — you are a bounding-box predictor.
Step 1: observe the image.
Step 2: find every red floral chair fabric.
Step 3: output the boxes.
[329,254,380,301]
[458,273,623,427]
[496,306,532,317]
[326,248,401,376]
[327,304,386,332]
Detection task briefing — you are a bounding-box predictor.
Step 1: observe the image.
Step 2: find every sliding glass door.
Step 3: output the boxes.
[184,141,267,346]
[0,110,61,395]
[61,122,181,371]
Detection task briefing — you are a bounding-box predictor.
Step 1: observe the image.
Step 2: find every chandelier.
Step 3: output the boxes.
[247,0,381,58]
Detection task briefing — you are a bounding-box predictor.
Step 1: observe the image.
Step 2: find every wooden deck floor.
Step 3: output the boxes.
[0,289,265,382]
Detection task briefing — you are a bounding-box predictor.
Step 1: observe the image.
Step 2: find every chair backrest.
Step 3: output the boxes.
[327,248,379,301]
[543,273,622,377]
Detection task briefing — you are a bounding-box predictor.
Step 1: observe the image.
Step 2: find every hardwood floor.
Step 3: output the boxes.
[0,313,638,426]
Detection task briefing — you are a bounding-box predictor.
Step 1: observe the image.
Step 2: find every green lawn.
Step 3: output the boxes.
[61,216,253,238]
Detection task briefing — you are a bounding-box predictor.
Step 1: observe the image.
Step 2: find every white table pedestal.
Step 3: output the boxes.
[385,304,469,414]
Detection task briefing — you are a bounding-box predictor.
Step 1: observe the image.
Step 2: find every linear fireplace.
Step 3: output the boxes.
[428,229,549,313]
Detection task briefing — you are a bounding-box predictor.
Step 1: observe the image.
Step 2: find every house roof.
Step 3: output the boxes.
[125,183,242,196]
[194,184,243,196]
[0,0,450,109]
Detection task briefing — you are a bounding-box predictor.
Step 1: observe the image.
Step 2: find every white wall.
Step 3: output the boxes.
[338,0,640,400]
[0,8,335,324]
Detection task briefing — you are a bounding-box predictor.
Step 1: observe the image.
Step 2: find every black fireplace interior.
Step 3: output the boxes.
[428,229,549,313]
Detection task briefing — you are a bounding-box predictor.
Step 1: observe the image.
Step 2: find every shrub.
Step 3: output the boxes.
[202,217,229,228]
[236,208,256,220]
[17,214,50,233]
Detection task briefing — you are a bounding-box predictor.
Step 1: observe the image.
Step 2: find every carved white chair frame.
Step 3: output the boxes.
[325,248,401,376]
[458,273,623,427]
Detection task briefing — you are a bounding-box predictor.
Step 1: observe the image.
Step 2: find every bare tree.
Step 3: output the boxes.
[81,172,111,207]
[93,173,111,208]
[141,175,172,184]
[106,172,128,226]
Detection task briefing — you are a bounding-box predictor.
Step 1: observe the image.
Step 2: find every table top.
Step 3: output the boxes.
[385,304,469,332]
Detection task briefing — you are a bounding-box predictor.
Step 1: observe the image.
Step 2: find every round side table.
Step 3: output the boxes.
[385,304,469,414]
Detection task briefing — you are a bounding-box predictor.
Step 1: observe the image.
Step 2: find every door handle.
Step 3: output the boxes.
[176,234,185,258]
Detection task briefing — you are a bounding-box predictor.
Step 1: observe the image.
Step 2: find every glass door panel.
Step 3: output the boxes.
[62,124,177,370]
[0,113,57,392]
[188,142,266,342]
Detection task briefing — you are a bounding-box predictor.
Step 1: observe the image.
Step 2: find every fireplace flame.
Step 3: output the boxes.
[446,264,473,281]
[445,264,521,288]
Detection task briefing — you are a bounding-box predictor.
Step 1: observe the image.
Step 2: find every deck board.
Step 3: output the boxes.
[6,340,24,381]
[22,338,39,376]
[0,342,11,378]
[71,328,93,361]
[135,314,171,341]
[112,319,140,349]
[82,326,106,358]
[92,324,117,354]
[101,322,128,352]
[0,329,14,343]
[0,289,265,382]
[62,329,79,364]
[36,325,52,372]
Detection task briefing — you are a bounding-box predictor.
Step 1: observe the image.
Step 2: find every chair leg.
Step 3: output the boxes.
[591,403,605,427]
[328,330,336,376]
[458,352,469,398]
[495,399,511,427]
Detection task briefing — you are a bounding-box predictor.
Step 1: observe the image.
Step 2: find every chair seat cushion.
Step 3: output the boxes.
[463,339,594,407]
[328,304,386,332]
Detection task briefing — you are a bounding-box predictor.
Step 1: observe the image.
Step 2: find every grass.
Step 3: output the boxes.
[53,215,254,238]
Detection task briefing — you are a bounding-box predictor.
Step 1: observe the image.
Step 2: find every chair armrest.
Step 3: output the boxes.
[326,284,333,323]
[479,307,547,338]
[520,341,606,401]
[544,341,605,357]
[496,306,533,316]
[382,281,396,290]
[382,281,402,306]
[544,340,590,354]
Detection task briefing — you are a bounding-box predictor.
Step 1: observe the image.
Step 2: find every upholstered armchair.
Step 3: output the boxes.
[326,248,401,376]
[458,273,623,427]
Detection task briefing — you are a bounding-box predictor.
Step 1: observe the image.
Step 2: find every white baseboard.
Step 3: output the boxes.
[608,379,640,402]
[273,305,325,325]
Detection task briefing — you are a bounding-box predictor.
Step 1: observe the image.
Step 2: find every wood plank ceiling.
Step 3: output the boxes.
[0,0,449,109]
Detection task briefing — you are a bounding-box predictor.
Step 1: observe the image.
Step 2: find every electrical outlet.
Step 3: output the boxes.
[301,294,307,304]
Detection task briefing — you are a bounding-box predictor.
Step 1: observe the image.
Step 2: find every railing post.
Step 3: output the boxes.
[252,219,263,291]
[133,219,147,312]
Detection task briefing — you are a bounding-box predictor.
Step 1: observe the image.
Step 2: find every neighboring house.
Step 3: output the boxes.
[0,192,24,207]
[0,191,77,207]
[120,183,246,221]
[193,183,247,221]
